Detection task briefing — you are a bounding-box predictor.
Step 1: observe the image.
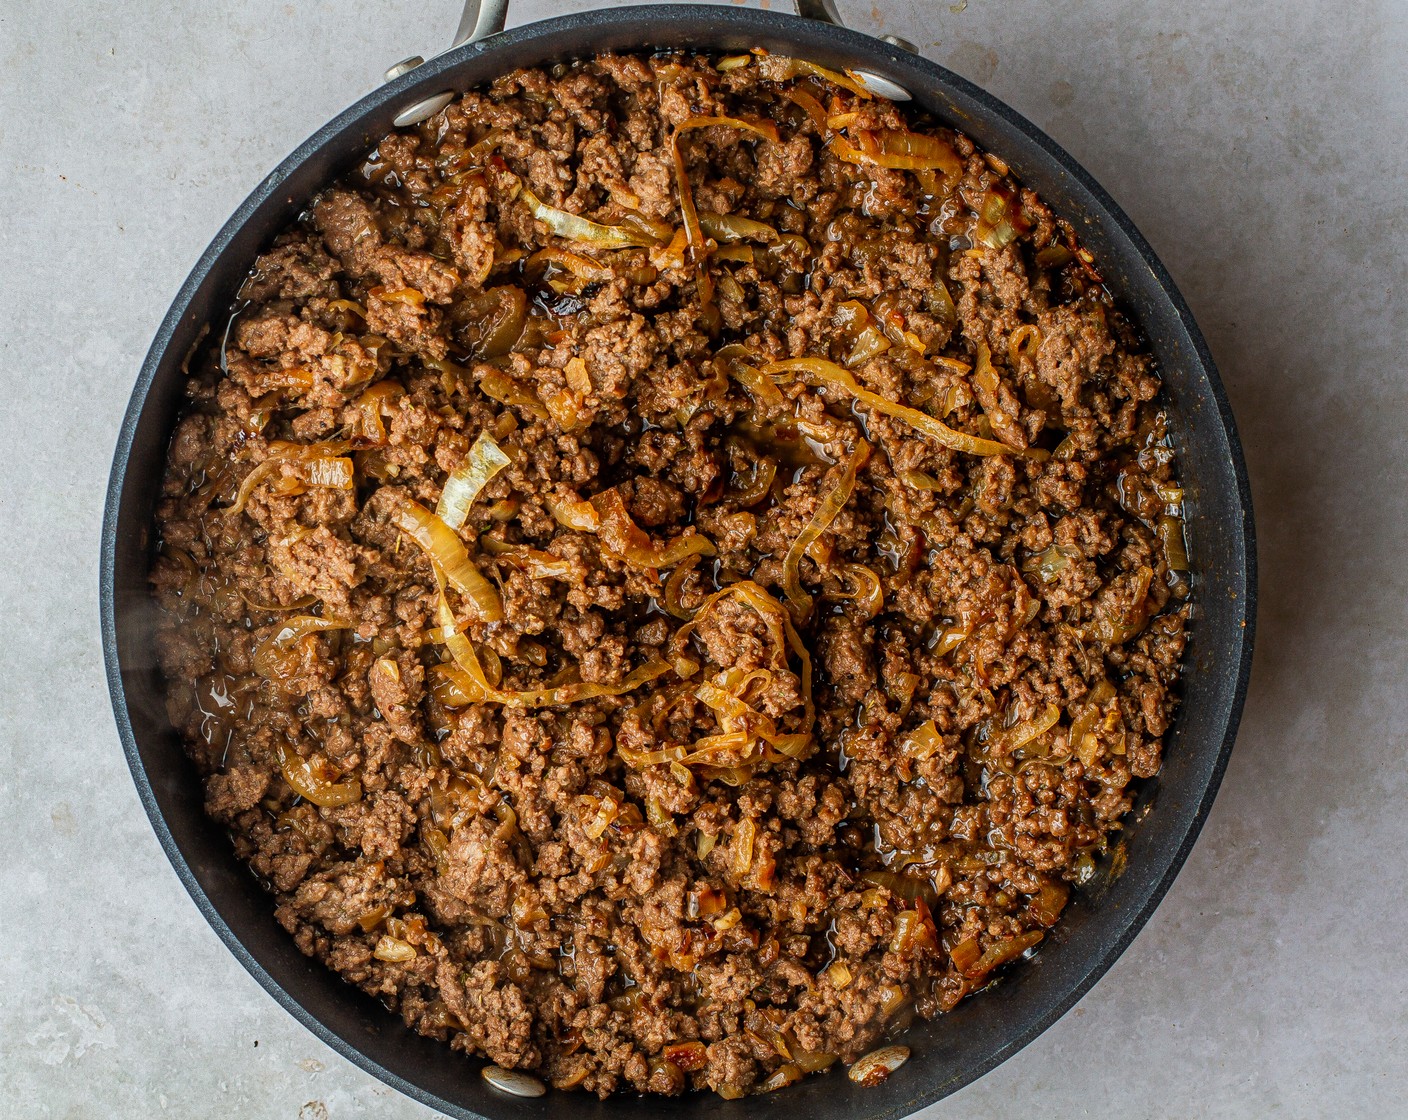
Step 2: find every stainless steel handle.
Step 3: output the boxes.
[384,0,916,126]
[794,0,844,26]
[453,0,841,40]
[451,0,511,47]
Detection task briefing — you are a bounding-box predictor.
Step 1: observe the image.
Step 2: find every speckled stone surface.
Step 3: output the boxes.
[2,1,1404,1117]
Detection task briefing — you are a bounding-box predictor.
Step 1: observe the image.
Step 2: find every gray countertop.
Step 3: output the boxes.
[3,1,1404,1117]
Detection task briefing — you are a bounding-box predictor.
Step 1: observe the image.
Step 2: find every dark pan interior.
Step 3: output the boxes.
[101,8,1255,1119]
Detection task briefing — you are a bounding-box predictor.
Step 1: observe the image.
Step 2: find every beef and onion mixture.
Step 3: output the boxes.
[152,52,1191,1099]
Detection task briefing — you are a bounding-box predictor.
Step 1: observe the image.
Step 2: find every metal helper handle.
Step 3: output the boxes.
[448,0,855,47]
[450,0,511,48]
[384,0,916,126]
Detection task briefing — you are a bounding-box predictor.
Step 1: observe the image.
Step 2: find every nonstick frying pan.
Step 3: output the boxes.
[100,1,1257,1117]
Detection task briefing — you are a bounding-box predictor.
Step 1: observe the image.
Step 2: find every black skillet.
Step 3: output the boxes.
[100,1,1257,1116]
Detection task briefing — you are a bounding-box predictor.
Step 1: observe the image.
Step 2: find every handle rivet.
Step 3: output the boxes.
[384,56,425,82]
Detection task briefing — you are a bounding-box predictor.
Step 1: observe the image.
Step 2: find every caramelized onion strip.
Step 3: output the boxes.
[755,54,874,99]
[832,129,962,176]
[518,183,661,248]
[589,488,716,569]
[393,500,504,623]
[227,440,354,515]
[671,116,781,329]
[436,432,511,531]
[277,740,361,807]
[759,358,1041,459]
[782,439,870,620]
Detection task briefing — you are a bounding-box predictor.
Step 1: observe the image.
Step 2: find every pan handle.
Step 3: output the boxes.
[385,0,916,124]
[450,0,845,42]
[450,0,511,46]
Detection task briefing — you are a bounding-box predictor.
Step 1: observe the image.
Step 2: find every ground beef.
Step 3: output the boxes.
[151,52,1191,1099]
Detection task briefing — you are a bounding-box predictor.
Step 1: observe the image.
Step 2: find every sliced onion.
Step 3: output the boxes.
[545,494,600,532]
[863,867,937,910]
[899,471,943,495]
[392,500,504,622]
[1008,325,1043,366]
[540,385,585,432]
[326,297,366,319]
[712,244,755,264]
[727,456,778,508]
[663,555,703,620]
[667,581,815,753]
[429,663,480,708]
[436,432,511,530]
[760,358,1040,459]
[757,1064,802,1094]
[351,380,404,445]
[227,440,353,515]
[889,906,939,953]
[683,731,753,760]
[970,340,1030,451]
[732,817,757,877]
[715,270,746,304]
[368,285,425,307]
[253,614,351,680]
[518,183,661,248]
[1158,514,1191,572]
[487,542,577,582]
[1084,565,1155,644]
[734,364,786,409]
[699,211,778,244]
[237,589,316,614]
[672,116,780,329]
[782,439,870,619]
[871,293,929,355]
[698,764,754,787]
[832,129,962,176]
[428,560,672,707]
[755,54,874,99]
[974,185,1029,250]
[1070,681,1117,768]
[525,247,614,282]
[301,457,355,489]
[589,488,716,569]
[618,741,690,768]
[836,300,893,367]
[277,739,361,807]
[1022,543,1075,585]
[373,935,417,962]
[564,356,592,397]
[721,347,786,410]
[478,369,550,419]
[989,704,1062,754]
[1028,881,1070,928]
[431,569,499,701]
[960,930,1044,980]
[617,210,676,243]
[460,286,528,359]
[674,115,781,145]
[787,87,832,134]
[437,651,673,709]
[826,562,885,620]
[899,720,943,762]
[439,127,506,172]
[671,140,714,321]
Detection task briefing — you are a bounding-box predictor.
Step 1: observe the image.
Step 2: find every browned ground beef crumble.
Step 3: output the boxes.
[152,51,1191,1098]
